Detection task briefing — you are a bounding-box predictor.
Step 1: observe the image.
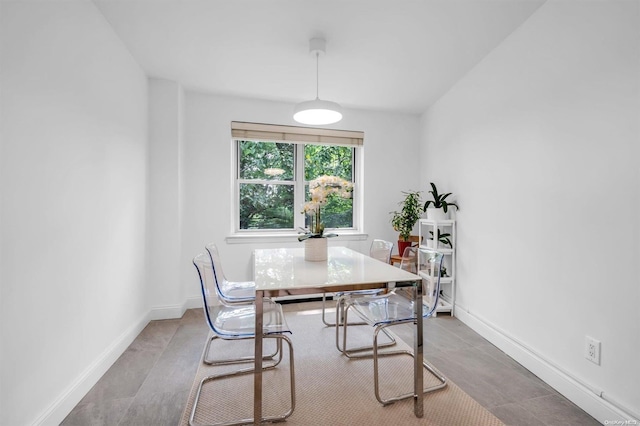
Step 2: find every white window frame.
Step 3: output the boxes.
[228,122,365,243]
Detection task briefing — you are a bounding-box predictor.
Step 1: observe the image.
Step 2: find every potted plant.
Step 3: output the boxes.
[423,182,459,220]
[298,175,353,261]
[390,190,422,256]
[428,229,453,249]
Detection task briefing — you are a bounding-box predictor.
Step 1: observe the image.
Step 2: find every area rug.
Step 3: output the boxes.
[180,309,504,426]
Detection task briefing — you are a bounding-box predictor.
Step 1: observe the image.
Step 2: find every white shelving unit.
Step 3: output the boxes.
[418,218,456,316]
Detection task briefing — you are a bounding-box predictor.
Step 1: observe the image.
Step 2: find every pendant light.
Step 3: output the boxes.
[293,37,343,125]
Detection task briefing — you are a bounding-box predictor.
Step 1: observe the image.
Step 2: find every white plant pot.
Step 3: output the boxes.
[426,207,448,221]
[304,237,327,262]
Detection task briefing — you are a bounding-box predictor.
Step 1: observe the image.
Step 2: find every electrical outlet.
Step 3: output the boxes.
[585,336,601,365]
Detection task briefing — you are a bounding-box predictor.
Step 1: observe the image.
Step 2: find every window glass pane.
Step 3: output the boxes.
[323,196,353,228]
[304,145,352,181]
[303,177,354,230]
[239,141,294,180]
[239,183,294,229]
[304,193,353,229]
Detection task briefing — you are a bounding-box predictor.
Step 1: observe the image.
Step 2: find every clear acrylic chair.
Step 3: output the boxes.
[341,246,447,405]
[321,239,394,326]
[206,243,256,304]
[333,240,399,352]
[203,243,279,365]
[191,253,295,425]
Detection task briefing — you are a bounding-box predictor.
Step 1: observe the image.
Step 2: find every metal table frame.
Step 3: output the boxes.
[252,246,424,424]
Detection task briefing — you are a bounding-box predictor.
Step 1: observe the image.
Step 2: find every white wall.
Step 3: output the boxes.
[180,92,421,301]
[0,1,148,425]
[8,0,636,424]
[147,78,184,317]
[420,0,639,422]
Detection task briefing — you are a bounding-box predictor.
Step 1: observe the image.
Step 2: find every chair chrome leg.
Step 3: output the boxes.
[340,308,446,406]
[202,334,280,366]
[190,335,295,426]
[338,302,396,354]
[372,323,446,406]
[322,292,359,326]
[323,293,373,327]
[321,292,335,326]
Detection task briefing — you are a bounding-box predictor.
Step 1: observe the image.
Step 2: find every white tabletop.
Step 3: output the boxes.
[254,246,420,291]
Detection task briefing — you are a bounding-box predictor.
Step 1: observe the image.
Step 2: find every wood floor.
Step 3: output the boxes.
[62,301,600,426]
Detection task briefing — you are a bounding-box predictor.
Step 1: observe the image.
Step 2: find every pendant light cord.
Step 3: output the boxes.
[316,51,320,99]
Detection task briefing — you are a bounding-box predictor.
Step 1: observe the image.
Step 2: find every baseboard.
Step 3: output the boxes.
[33,298,206,425]
[33,310,151,426]
[454,305,638,424]
[146,296,203,320]
[148,302,186,320]
[183,295,204,311]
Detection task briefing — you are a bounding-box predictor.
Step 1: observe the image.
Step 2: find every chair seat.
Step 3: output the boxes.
[349,290,433,327]
[334,288,383,298]
[219,280,256,303]
[212,300,291,337]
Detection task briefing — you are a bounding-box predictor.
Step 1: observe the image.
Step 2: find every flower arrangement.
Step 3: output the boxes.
[298,175,353,241]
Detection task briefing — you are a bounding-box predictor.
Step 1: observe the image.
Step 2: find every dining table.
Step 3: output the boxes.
[252,245,424,424]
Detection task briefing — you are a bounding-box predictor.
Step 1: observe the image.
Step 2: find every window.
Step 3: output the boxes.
[231,122,363,236]
[238,140,296,230]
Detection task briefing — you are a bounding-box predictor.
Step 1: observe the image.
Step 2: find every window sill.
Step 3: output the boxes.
[226,232,369,245]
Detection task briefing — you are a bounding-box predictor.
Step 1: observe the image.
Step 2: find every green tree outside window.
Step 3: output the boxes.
[238,141,354,230]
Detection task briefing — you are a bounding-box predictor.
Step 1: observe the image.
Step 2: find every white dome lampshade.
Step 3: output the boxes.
[294,37,343,126]
[293,98,343,125]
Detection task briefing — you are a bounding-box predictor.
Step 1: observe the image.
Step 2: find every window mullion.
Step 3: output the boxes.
[294,144,306,230]
[234,141,240,232]
[237,179,294,185]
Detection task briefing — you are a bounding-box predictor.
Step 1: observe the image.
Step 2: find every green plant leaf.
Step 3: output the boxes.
[389,190,422,240]
[429,182,439,200]
[425,183,459,212]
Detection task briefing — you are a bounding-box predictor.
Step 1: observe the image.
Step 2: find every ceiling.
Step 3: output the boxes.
[93,0,545,115]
